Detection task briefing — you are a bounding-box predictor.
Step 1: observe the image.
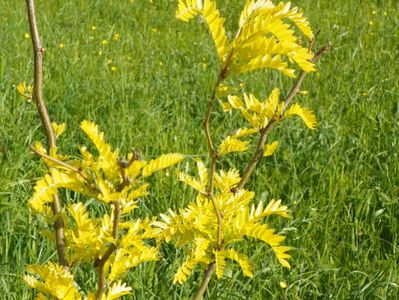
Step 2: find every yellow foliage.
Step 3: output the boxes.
[173,256,198,284]
[24,262,81,299]
[177,0,315,77]
[176,0,229,61]
[219,136,249,156]
[284,103,317,129]
[80,120,119,180]
[51,122,66,138]
[142,153,184,177]
[102,281,132,300]
[29,168,86,213]
[215,250,226,278]
[155,162,292,283]
[263,141,279,157]
[223,88,283,129]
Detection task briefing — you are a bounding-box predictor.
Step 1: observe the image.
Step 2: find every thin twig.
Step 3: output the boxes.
[203,75,224,247]
[95,200,121,299]
[236,42,331,191]
[30,146,89,180]
[25,0,68,267]
[193,74,225,300]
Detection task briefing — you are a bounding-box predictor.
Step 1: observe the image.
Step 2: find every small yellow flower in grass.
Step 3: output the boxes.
[369,21,373,25]
[91,25,96,31]
[299,90,309,96]
[111,66,117,72]
[149,0,153,3]
[59,43,64,48]
[101,39,108,45]
[151,28,158,33]
[98,51,102,56]
[239,82,245,88]
[159,61,164,66]
[24,33,30,39]
[202,63,207,70]
[384,11,387,16]
[279,281,288,289]
[113,33,120,41]
[372,10,376,15]
[17,82,33,100]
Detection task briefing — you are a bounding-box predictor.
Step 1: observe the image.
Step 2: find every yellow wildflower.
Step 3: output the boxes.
[17,82,33,100]
[101,39,108,45]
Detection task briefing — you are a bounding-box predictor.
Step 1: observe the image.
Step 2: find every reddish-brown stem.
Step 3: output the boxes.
[236,42,331,191]
[95,192,122,299]
[25,0,68,267]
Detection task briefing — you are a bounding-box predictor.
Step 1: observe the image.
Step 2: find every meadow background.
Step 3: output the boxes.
[1,0,398,299]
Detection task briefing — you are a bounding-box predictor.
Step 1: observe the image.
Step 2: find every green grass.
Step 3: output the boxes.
[1,0,398,299]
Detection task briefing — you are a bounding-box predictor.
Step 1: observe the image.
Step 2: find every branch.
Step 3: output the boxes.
[203,75,224,247]
[95,189,122,299]
[192,263,216,300]
[193,74,225,300]
[25,0,68,267]
[236,41,332,191]
[30,146,89,181]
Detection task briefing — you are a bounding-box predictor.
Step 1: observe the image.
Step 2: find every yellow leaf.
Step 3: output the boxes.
[284,103,317,129]
[173,256,198,284]
[176,0,230,62]
[24,262,81,299]
[51,122,66,138]
[263,141,279,157]
[29,169,84,213]
[104,281,132,300]
[215,250,226,278]
[233,127,258,138]
[219,136,249,156]
[80,120,119,179]
[223,249,253,278]
[143,153,184,177]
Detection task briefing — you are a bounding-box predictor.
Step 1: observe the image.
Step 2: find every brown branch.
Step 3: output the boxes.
[192,263,216,300]
[25,0,68,267]
[203,75,224,247]
[95,197,122,299]
[236,42,332,191]
[30,146,89,180]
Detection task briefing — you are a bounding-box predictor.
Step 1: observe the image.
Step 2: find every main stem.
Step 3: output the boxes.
[25,0,68,267]
[95,200,121,299]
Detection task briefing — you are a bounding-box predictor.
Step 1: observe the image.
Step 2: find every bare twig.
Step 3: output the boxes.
[25,0,68,267]
[30,146,89,180]
[236,41,331,191]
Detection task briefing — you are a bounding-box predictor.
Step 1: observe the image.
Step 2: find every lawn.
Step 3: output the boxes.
[0,0,398,299]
